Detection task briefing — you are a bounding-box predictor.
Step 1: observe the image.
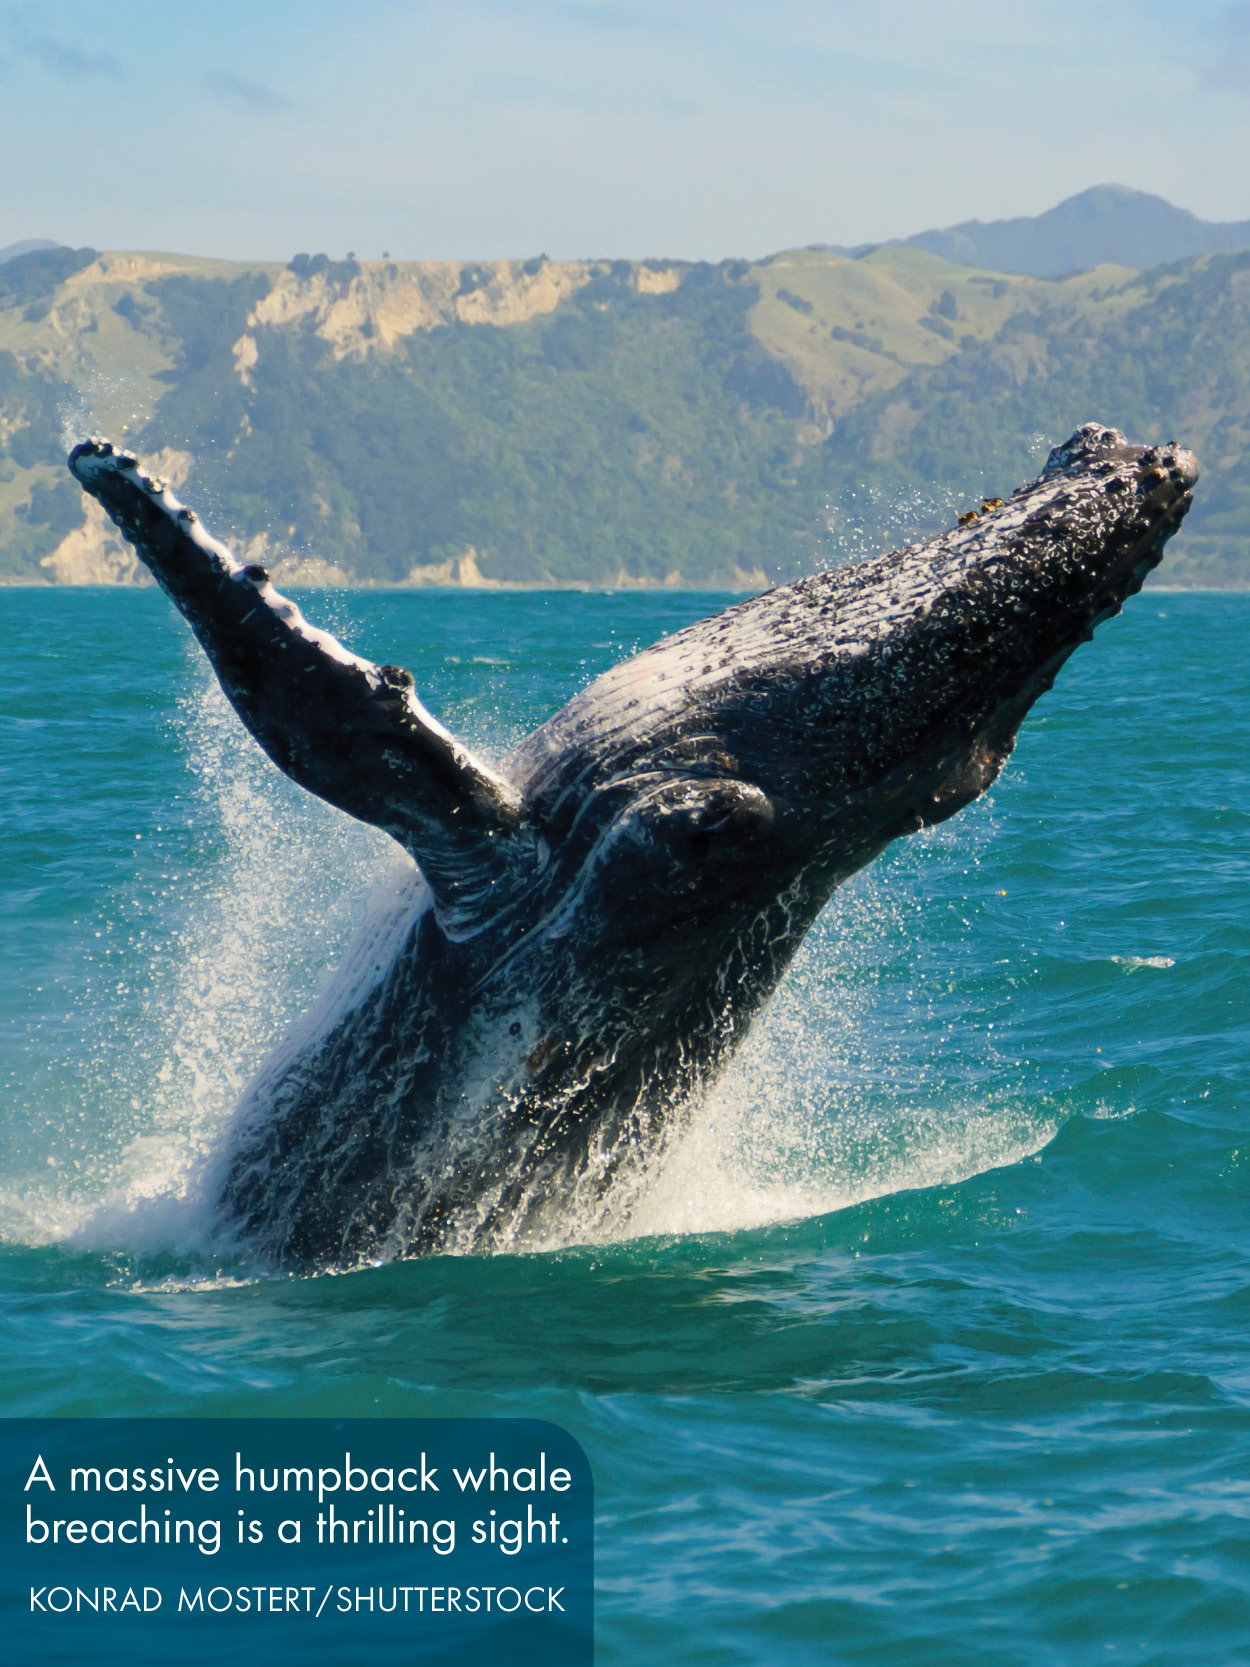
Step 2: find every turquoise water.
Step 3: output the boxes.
[1,586,1247,1665]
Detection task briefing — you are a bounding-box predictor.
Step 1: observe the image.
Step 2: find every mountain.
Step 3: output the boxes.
[900,185,1250,277]
[0,236,1246,588]
[0,239,62,266]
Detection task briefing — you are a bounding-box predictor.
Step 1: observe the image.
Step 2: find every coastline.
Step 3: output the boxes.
[3,576,1247,593]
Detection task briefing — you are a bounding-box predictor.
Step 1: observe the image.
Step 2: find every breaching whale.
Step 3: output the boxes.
[69,424,1196,1267]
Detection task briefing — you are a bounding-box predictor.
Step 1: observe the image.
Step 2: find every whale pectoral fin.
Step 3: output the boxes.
[68,439,533,922]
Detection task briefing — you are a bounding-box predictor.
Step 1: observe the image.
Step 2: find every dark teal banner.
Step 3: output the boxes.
[3,1418,592,1665]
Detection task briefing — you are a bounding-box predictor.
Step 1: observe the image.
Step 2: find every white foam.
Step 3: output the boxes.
[1,653,399,1261]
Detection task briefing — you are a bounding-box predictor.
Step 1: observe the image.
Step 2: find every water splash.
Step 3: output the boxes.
[509,828,1059,1253]
[4,639,1059,1270]
[2,646,397,1255]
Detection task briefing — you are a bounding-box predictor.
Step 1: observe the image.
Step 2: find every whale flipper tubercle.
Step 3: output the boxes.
[68,439,537,928]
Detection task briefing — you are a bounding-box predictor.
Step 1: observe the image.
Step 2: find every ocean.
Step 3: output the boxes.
[1,585,1247,1664]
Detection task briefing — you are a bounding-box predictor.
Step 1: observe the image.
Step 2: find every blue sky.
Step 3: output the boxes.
[3,0,1249,259]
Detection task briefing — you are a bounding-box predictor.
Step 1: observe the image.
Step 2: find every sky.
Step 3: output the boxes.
[2,0,1249,262]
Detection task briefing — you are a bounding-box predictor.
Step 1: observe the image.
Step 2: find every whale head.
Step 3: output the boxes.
[813,421,1201,836]
[508,425,1197,919]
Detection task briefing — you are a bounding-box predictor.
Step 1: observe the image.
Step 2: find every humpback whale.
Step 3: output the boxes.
[69,424,1196,1268]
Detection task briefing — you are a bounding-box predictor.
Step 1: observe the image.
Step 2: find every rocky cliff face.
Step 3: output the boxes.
[237,256,609,363]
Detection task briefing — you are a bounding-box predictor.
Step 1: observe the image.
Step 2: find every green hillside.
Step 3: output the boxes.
[0,239,1245,586]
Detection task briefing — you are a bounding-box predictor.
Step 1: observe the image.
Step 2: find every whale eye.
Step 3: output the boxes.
[509,1021,521,1037]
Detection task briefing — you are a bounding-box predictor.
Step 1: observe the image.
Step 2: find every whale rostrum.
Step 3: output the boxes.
[68,425,1197,1267]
